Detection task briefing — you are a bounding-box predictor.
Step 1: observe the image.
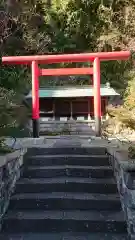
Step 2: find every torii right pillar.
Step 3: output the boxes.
[93,57,101,137]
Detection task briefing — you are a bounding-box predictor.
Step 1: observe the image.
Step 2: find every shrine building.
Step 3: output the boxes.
[24,84,119,123]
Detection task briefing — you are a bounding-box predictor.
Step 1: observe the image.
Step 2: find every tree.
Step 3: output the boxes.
[0,0,135,92]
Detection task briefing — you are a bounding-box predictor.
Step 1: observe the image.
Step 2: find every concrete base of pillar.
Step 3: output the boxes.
[32,119,39,138]
[95,116,101,137]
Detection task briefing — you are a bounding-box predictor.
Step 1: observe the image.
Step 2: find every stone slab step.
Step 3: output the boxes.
[23,165,113,178]
[2,210,127,233]
[27,147,106,156]
[0,233,129,239]
[27,155,110,166]
[15,177,117,194]
[10,192,121,211]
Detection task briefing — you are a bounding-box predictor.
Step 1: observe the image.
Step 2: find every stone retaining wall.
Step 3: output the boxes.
[0,149,27,230]
[28,120,95,135]
[0,138,45,231]
[107,147,135,240]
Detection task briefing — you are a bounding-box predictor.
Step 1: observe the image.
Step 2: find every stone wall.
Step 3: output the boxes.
[0,149,27,230]
[107,147,135,240]
[28,119,96,135]
[0,138,45,231]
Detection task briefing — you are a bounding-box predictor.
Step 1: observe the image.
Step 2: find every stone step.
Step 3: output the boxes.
[15,177,118,194]
[2,210,127,233]
[23,165,113,178]
[0,233,129,239]
[27,147,106,156]
[10,192,121,211]
[1,145,127,237]
[26,155,110,166]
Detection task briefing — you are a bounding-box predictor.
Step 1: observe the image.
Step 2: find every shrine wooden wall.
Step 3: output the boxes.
[39,97,107,119]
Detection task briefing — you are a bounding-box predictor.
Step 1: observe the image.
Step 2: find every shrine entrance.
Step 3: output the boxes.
[2,51,130,137]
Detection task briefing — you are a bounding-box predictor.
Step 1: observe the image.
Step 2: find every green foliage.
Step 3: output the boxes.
[128,145,135,159]
[124,71,135,111]
[0,88,18,133]
[0,87,29,140]
[1,0,135,88]
[0,66,30,91]
[106,105,135,133]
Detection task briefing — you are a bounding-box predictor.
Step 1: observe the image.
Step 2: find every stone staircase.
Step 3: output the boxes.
[1,147,128,239]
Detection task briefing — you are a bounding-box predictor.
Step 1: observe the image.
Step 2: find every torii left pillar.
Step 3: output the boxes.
[32,61,39,138]
[93,57,101,136]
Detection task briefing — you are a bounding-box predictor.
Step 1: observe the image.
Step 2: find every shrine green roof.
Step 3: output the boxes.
[25,85,119,99]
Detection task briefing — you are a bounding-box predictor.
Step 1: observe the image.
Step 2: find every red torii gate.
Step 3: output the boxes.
[2,51,130,138]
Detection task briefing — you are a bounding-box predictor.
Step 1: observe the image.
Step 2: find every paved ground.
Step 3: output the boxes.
[4,134,120,150]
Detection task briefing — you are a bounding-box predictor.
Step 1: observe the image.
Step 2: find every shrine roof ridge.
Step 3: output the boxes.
[25,84,119,99]
[39,84,111,90]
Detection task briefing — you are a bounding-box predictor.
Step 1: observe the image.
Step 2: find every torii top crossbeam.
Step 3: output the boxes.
[2,51,131,138]
[2,51,130,64]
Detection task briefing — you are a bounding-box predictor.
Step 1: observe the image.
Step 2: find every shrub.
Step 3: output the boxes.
[0,88,28,152]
